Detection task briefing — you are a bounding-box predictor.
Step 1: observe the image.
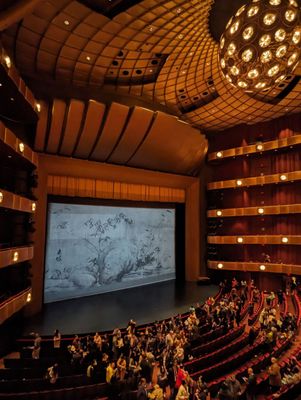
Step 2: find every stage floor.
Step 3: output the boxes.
[23,280,218,335]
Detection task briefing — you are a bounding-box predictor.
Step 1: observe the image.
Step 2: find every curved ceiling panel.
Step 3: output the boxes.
[73,99,105,158]
[90,101,129,161]
[60,99,85,156]
[128,111,207,175]
[1,0,300,131]
[34,98,206,175]
[108,106,153,165]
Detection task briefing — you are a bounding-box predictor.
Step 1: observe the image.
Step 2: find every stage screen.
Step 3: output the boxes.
[44,202,175,303]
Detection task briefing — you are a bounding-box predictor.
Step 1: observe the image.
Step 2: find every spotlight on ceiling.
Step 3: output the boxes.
[218,0,301,93]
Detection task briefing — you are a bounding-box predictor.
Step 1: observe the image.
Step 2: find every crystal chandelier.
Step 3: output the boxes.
[219,0,301,93]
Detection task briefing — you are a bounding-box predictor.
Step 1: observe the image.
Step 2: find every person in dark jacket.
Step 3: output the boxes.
[137,378,148,400]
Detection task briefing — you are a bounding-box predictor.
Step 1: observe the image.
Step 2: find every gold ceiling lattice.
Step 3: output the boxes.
[1,0,301,131]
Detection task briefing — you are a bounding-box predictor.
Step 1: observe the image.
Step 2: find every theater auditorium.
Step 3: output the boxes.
[0,0,301,399]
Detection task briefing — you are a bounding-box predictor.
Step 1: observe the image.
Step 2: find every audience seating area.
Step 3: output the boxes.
[0,287,300,400]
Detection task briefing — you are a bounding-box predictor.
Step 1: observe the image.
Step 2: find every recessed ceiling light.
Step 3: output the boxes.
[8,155,12,159]
[10,97,14,101]
[64,20,70,26]
[86,56,91,61]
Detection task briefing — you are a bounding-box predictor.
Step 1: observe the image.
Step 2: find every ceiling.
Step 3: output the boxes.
[0,0,301,132]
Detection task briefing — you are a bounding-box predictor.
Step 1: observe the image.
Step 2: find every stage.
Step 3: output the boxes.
[23,280,218,335]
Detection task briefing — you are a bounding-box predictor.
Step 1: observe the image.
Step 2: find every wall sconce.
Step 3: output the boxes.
[4,56,11,68]
[0,192,3,203]
[31,202,36,212]
[216,210,223,216]
[257,208,264,214]
[26,292,32,303]
[217,263,224,269]
[216,151,223,158]
[13,251,19,262]
[256,143,264,151]
[236,180,243,186]
[19,142,25,153]
[281,237,289,243]
[280,174,287,181]
[237,237,244,243]
[259,264,266,271]
[35,103,41,113]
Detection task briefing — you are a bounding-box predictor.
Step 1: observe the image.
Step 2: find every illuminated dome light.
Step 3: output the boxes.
[285,9,296,22]
[280,174,287,181]
[263,13,276,26]
[13,252,19,262]
[281,237,289,243]
[236,179,243,186]
[288,52,298,66]
[237,237,244,243]
[231,65,240,76]
[259,34,271,48]
[230,21,240,35]
[292,29,301,44]
[267,64,280,77]
[255,81,267,89]
[261,50,273,63]
[237,80,248,88]
[242,48,254,62]
[248,6,259,17]
[216,151,223,158]
[27,293,32,303]
[0,192,3,203]
[275,74,286,83]
[275,29,286,42]
[228,42,236,56]
[276,45,287,58]
[248,68,259,79]
[259,264,266,271]
[219,1,301,94]
[257,207,265,214]
[236,6,246,16]
[226,17,234,29]
[256,143,264,151]
[217,263,224,269]
[243,26,254,40]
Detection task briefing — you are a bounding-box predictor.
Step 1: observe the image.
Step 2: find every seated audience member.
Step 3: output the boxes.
[53,329,61,350]
[269,357,282,393]
[176,379,189,400]
[32,332,42,359]
[46,363,59,384]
